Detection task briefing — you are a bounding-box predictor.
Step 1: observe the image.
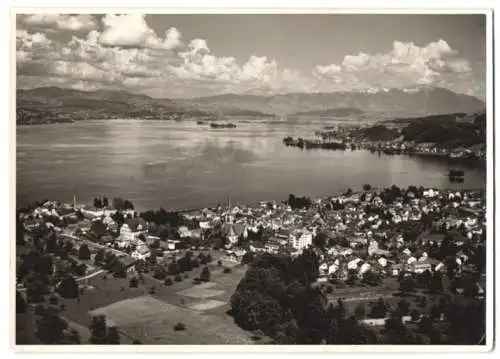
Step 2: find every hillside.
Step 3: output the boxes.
[292,107,364,117]
[180,87,485,116]
[401,112,486,147]
[17,87,180,112]
[16,87,211,124]
[16,86,486,125]
[16,87,274,124]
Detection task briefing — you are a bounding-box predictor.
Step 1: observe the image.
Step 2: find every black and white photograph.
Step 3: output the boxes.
[12,8,492,349]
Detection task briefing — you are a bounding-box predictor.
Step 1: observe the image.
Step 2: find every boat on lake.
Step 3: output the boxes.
[448,169,465,182]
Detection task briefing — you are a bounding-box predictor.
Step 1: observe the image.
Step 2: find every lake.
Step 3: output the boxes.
[16,119,486,211]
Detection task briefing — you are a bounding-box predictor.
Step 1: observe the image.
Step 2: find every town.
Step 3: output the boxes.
[283,112,486,163]
[16,184,487,345]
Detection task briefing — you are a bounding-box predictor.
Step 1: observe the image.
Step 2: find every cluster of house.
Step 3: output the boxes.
[19,186,486,284]
[360,140,486,160]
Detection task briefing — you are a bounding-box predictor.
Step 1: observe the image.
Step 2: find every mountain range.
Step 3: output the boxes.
[17,86,485,121]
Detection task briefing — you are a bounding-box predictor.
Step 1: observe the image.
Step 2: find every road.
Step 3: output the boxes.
[60,233,128,257]
[76,269,105,282]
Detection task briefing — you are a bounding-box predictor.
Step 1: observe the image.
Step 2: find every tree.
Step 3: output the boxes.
[362,271,382,286]
[418,315,434,335]
[397,298,411,316]
[418,295,428,309]
[112,197,125,211]
[89,315,108,344]
[112,261,127,278]
[363,184,372,191]
[123,200,134,210]
[16,216,26,246]
[153,266,167,280]
[16,291,27,314]
[200,266,211,282]
[26,275,50,303]
[354,303,366,319]
[104,252,118,271]
[428,272,444,294]
[430,304,442,322]
[368,298,388,318]
[411,309,421,322]
[164,277,173,286]
[242,251,255,264]
[57,275,79,299]
[107,326,120,344]
[346,269,358,286]
[93,197,102,209]
[399,276,416,296]
[78,244,91,260]
[91,220,106,237]
[102,197,109,207]
[35,254,54,276]
[312,231,328,250]
[67,329,81,344]
[45,233,58,253]
[94,248,106,265]
[294,248,319,284]
[168,260,180,275]
[74,263,87,277]
[35,306,68,344]
[64,241,74,253]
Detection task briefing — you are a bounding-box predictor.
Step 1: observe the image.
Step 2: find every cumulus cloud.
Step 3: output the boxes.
[20,14,98,32]
[16,29,52,49]
[16,21,482,99]
[315,39,471,87]
[169,39,284,87]
[16,30,55,70]
[99,14,181,50]
[240,56,278,83]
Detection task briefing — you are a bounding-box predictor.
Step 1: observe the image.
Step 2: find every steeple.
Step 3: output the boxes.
[227,188,232,223]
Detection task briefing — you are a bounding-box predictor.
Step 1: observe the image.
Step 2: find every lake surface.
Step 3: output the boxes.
[16,119,486,211]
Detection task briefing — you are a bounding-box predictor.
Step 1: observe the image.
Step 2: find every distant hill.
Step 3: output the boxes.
[16,87,273,123]
[16,87,211,124]
[16,86,486,125]
[17,86,181,113]
[179,87,485,117]
[292,107,364,117]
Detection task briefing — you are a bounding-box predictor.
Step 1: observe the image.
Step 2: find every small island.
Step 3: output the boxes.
[210,122,237,129]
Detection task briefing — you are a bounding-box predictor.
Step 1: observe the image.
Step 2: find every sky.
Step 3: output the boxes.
[15,13,487,99]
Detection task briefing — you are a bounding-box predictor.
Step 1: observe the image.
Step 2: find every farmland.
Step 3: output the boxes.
[59,257,253,344]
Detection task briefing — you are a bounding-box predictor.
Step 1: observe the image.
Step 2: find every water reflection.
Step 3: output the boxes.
[16,120,486,210]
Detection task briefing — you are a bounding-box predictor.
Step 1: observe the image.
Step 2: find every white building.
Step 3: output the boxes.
[119,223,146,245]
[131,245,151,261]
[289,229,313,250]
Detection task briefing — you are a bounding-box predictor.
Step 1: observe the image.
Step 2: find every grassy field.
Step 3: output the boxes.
[59,256,252,344]
[90,295,253,344]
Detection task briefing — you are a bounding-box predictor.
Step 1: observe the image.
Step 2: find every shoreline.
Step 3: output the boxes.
[16,185,486,215]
